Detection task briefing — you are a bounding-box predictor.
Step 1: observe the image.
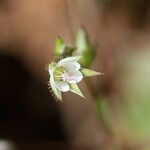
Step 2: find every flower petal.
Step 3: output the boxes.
[55,81,70,92]
[57,56,81,66]
[63,62,81,72]
[67,70,83,83]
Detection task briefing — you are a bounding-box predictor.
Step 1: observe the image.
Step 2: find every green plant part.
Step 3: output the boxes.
[75,28,96,68]
[48,56,101,101]
[54,37,75,58]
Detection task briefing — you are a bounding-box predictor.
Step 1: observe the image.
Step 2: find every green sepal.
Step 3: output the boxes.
[69,83,85,98]
[48,62,62,101]
[48,62,57,71]
[80,68,101,77]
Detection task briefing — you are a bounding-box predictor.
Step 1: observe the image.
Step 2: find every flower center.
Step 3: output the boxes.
[62,72,75,82]
[54,67,66,81]
[61,72,79,83]
[54,66,79,83]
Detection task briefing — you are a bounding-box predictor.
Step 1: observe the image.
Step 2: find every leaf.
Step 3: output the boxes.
[75,28,96,68]
[80,68,101,77]
[69,83,85,98]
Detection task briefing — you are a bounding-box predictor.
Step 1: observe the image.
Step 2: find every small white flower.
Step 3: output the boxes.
[48,56,101,101]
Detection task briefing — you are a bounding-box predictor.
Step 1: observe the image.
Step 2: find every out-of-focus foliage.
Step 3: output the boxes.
[96,52,150,148]
[123,53,150,138]
[95,97,112,131]
[75,28,96,68]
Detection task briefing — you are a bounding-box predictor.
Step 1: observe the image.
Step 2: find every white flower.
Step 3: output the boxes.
[48,56,101,101]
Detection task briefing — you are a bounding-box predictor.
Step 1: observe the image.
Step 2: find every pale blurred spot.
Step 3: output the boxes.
[0,140,17,150]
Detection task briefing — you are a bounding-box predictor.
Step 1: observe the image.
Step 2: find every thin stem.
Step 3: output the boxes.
[64,0,75,42]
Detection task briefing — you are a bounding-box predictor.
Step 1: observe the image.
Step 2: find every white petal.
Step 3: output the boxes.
[67,71,83,83]
[63,62,81,72]
[57,56,81,66]
[55,81,70,92]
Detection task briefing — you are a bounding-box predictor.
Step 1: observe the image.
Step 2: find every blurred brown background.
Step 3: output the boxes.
[0,0,150,149]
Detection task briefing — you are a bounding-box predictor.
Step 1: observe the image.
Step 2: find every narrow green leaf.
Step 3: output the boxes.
[69,83,85,98]
[80,68,101,77]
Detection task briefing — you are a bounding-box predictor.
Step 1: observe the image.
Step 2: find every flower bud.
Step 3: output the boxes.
[75,28,96,68]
